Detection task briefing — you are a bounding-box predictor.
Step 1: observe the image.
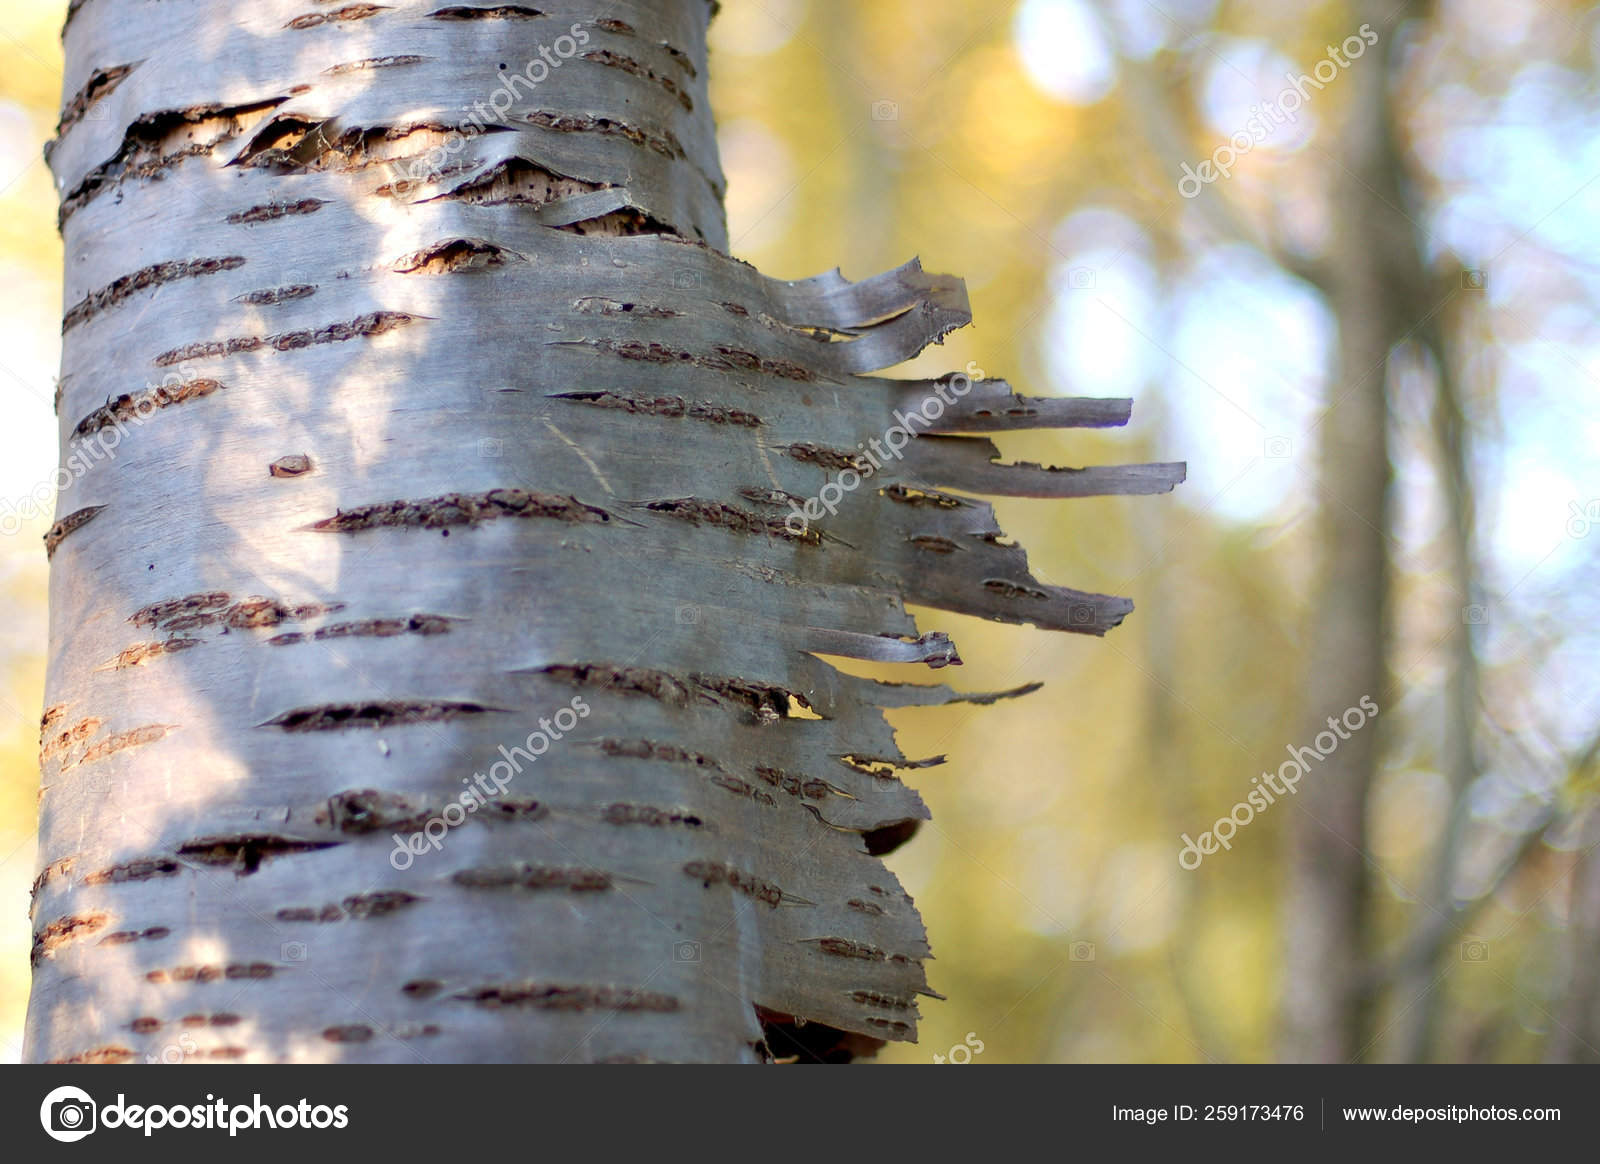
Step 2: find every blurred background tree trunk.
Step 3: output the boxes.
[1276,0,1420,1063]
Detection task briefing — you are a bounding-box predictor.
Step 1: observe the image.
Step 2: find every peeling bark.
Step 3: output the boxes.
[30,0,1179,1063]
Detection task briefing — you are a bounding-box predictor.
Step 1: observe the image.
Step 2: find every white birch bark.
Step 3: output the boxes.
[29,0,1180,1063]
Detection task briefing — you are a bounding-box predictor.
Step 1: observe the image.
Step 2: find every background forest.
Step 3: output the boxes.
[1,0,1596,1062]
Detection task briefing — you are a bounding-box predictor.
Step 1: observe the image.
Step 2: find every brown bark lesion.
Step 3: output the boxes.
[42,505,104,558]
[57,101,286,225]
[152,310,417,366]
[63,256,245,332]
[261,700,504,731]
[56,62,135,135]
[72,377,223,439]
[309,489,611,532]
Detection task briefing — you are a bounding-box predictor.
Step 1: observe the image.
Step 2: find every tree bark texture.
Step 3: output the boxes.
[29,0,1180,1063]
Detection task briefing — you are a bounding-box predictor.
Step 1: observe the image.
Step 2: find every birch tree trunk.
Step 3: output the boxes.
[1276,0,1421,1063]
[28,0,1180,1063]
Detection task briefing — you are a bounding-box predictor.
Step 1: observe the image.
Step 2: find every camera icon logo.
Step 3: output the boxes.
[1264,436,1292,459]
[675,604,700,626]
[1460,940,1490,962]
[1068,266,1096,290]
[672,270,702,290]
[280,940,308,963]
[1069,940,1096,962]
[871,99,899,121]
[1461,604,1488,626]
[40,1085,97,1142]
[478,437,504,458]
[674,940,702,963]
[933,1031,986,1064]
[1460,269,1486,291]
[147,1031,199,1065]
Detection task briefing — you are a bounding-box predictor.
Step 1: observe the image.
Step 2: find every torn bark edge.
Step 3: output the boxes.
[755,1006,891,1063]
[798,629,963,668]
